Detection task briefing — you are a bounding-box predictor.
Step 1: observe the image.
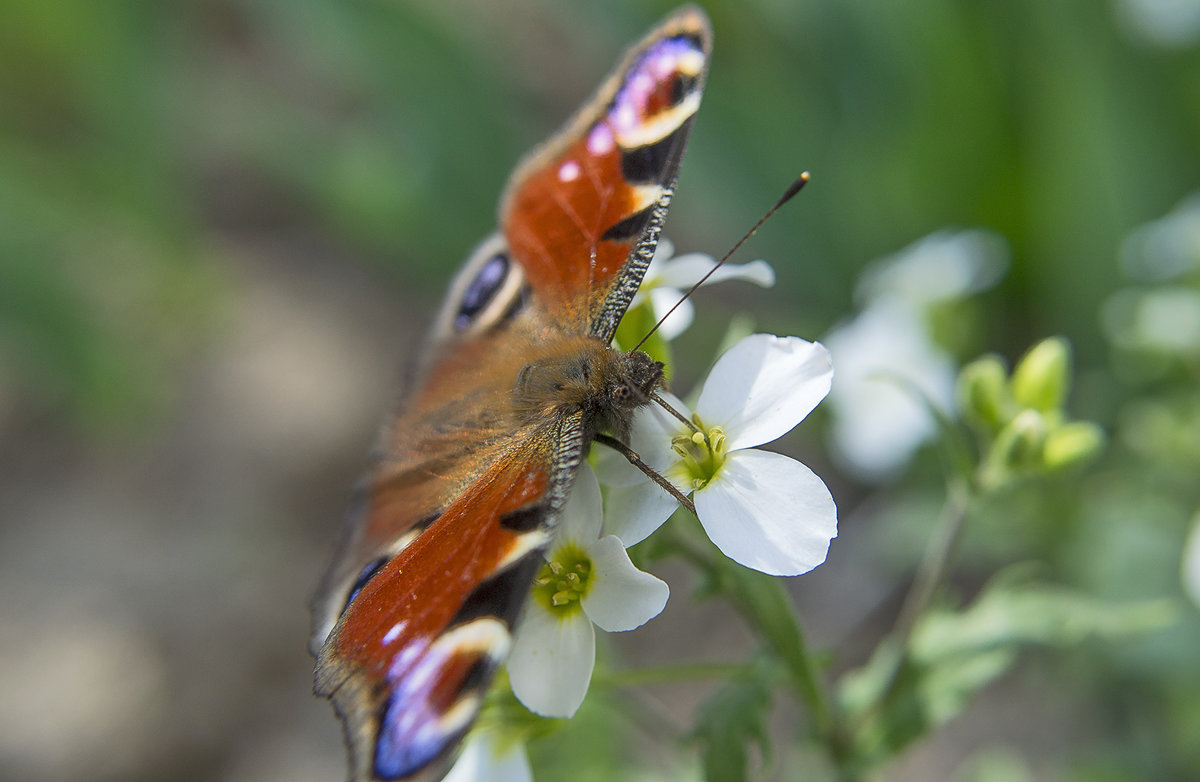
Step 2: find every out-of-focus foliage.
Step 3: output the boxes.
[3,1,1199,781]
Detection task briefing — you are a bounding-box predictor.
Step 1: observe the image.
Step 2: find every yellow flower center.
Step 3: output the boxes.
[532,543,592,616]
[671,419,728,490]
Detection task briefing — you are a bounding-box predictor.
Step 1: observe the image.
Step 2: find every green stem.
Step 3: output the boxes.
[849,477,973,737]
[664,519,838,743]
[892,478,972,646]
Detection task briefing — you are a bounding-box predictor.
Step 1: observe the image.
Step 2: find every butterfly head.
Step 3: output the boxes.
[604,348,664,441]
[509,338,662,443]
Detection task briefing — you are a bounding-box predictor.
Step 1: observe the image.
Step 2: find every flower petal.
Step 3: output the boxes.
[650,287,694,340]
[592,441,646,488]
[444,731,532,782]
[558,463,604,546]
[601,478,680,546]
[582,535,670,631]
[694,449,837,576]
[655,253,776,290]
[696,334,833,450]
[628,391,694,471]
[855,229,1007,306]
[823,298,955,478]
[595,398,688,543]
[709,258,775,288]
[507,604,595,718]
[648,237,676,270]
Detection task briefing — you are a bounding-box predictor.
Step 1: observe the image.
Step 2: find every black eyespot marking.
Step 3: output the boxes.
[621,125,686,183]
[601,203,656,242]
[450,550,543,628]
[499,505,544,534]
[669,71,697,105]
[457,656,492,698]
[455,253,509,331]
[343,556,389,614]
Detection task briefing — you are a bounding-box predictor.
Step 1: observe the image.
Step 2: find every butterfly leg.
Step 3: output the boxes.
[593,432,696,516]
[650,392,701,432]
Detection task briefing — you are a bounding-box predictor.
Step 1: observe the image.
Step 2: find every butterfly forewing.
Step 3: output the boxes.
[502,7,711,340]
[313,8,712,781]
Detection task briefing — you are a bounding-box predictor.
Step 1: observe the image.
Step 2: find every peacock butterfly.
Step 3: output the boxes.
[311,7,712,780]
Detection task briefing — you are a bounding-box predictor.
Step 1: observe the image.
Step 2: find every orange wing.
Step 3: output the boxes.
[316,424,577,781]
[502,6,711,339]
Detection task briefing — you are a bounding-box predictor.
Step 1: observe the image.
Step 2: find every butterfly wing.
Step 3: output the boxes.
[316,423,581,781]
[502,6,711,341]
[312,8,711,781]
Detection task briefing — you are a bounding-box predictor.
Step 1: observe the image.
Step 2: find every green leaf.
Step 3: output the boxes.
[839,568,1178,765]
[910,569,1178,659]
[614,299,673,371]
[697,544,832,731]
[664,514,831,730]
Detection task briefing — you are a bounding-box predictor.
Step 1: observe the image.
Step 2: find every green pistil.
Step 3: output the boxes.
[671,420,727,490]
[532,543,592,616]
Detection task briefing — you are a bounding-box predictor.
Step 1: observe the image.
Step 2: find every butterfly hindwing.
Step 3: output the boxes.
[316,430,577,781]
[312,8,712,781]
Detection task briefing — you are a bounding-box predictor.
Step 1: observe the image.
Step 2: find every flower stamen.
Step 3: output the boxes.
[671,420,728,490]
[533,544,592,615]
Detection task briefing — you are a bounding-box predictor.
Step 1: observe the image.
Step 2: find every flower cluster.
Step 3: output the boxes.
[445,242,839,778]
[823,229,1008,479]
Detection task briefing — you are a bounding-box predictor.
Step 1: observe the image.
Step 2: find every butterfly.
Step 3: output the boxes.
[311,7,711,781]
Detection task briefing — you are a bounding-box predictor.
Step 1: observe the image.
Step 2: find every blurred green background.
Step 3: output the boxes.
[2,1,1198,780]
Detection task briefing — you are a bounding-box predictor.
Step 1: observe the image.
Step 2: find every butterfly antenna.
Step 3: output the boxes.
[632,172,811,352]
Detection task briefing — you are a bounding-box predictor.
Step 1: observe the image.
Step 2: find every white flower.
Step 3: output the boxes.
[1103,286,1200,356]
[443,729,532,782]
[824,229,1008,479]
[1103,194,1200,361]
[854,229,1007,308]
[507,464,669,718]
[1119,191,1200,281]
[823,297,957,479]
[598,333,838,577]
[1116,0,1200,48]
[633,239,775,340]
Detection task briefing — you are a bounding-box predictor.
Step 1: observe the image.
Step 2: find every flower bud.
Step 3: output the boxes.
[958,354,1011,432]
[1012,337,1070,413]
[981,409,1048,487]
[1043,421,1105,470]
